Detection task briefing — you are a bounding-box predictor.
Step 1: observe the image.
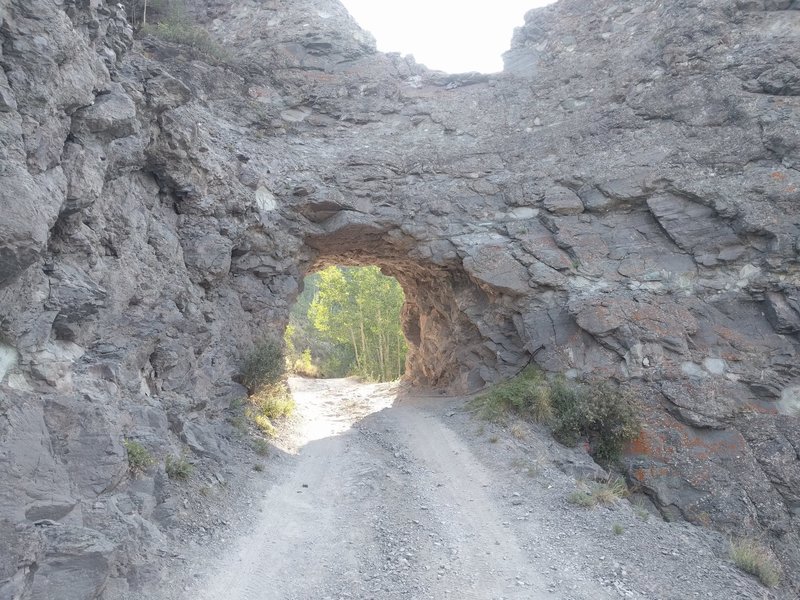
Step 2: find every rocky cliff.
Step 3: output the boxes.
[1,0,799,597]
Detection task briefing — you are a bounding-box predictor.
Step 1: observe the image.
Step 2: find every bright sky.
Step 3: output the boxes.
[340,0,556,73]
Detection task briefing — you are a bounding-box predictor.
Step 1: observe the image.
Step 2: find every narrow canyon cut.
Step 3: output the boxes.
[0,0,799,597]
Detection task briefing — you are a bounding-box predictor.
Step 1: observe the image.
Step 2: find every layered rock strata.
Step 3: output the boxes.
[1,0,799,596]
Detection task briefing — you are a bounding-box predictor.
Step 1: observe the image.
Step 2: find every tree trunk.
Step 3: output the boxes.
[359,312,368,374]
[397,332,403,378]
[377,330,386,380]
[349,327,360,367]
[376,309,386,380]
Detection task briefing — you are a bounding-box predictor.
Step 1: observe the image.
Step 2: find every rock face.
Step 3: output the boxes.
[0,0,799,596]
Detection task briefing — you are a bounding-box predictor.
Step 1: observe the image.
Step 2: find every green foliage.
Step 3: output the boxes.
[123,439,154,475]
[237,339,293,437]
[122,0,168,29]
[251,383,294,420]
[612,523,625,535]
[577,384,641,462]
[471,370,641,463]
[291,348,320,378]
[165,455,193,480]
[594,476,629,504]
[135,0,230,62]
[246,382,294,437]
[730,539,781,588]
[568,489,596,507]
[251,413,275,437]
[142,21,230,61]
[241,338,285,394]
[469,367,552,423]
[286,266,408,382]
[549,376,585,445]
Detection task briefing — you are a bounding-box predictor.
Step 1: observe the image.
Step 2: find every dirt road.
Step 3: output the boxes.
[172,377,773,600]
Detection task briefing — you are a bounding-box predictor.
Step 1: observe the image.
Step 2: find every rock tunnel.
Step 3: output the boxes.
[2,0,800,596]
[301,213,530,392]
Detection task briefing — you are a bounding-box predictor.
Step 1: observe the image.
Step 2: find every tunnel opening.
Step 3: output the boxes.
[285,265,409,382]
[292,217,534,393]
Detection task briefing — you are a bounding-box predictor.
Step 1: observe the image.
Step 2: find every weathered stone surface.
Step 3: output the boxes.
[463,245,531,295]
[71,84,138,139]
[646,194,744,265]
[1,0,800,596]
[0,167,66,285]
[764,291,800,334]
[543,186,584,216]
[29,523,115,600]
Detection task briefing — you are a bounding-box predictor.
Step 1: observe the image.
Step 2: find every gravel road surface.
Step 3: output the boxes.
[154,377,778,600]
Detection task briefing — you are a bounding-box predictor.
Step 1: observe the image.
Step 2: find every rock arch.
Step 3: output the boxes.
[300,214,528,391]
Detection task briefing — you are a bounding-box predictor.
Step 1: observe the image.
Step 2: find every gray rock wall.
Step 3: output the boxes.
[1,0,799,596]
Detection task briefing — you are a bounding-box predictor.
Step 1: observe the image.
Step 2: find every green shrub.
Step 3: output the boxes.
[292,349,320,378]
[469,367,552,423]
[550,375,585,446]
[123,439,154,475]
[235,339,295,438]
[165,455,193,480]
[140,5,230,63]
[568,490,596,507]
[472,369,640,463]
[245,381,294,438]
[241,338,285,394]
[250,412,276,436]
[612,523,625,535]
[593,476,629,504]
[581,384,641,462]
[251,382,294,420]
[730,539,781,588]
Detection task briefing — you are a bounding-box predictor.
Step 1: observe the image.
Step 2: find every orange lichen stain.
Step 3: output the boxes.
[624,425,675,463]
[627,431,653,456]
[787,185,797,194]
[771,171,787,182]
[627,410,746,466]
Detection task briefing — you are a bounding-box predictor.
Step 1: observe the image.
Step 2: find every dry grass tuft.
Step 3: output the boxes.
[568,476,628,508]
[730,539,781,588]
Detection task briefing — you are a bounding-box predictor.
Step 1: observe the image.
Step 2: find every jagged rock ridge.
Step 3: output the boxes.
[0,0,799,597]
